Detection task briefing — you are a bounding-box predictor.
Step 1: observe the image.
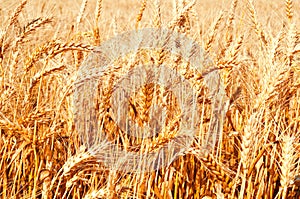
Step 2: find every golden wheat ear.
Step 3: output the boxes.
[1,0,300,198]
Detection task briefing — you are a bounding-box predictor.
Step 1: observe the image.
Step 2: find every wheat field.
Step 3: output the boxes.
[0,0,300,198]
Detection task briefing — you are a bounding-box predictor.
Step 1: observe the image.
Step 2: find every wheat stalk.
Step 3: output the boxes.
[25,40,94,71]
[247,0,268,46]
[279,135,296,199]
[153,0,162,28]
[5,0,27,31]
[168,0,195,32]
[204,11,224,53]
[94,0,102,45]
[135,0,147,30]
[76,0,88,28]
[26,65,66,100]
[0,0,27,57]
[285,0,293,23]
[14,17,52,46]
[95,0,102,25]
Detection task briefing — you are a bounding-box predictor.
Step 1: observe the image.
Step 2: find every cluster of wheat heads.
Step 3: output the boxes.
[0,0,299,198]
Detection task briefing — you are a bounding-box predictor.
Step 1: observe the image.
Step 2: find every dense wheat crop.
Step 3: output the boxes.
[0,0,300,198]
